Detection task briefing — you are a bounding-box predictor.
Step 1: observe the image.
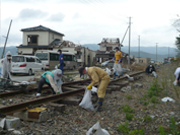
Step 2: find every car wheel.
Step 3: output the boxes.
[28,69,32,76]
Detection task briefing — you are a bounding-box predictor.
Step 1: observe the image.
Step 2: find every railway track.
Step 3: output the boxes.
[0,71,144,114]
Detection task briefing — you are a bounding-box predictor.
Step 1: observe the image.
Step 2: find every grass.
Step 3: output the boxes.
[117,121,145,135]
[121,104,135,113]
[144,115,152,122]
[126,113,134,121]
[126,95,133,100]
[158,117,180,135]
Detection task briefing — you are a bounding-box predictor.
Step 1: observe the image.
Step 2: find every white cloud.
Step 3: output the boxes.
[1,0,180,49]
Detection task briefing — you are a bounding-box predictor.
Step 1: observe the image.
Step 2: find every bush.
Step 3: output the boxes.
[150,96,158,104]
[129,129,145,135]
[117,121,129,133]
[121,104,134,113]
[126,113,134,121]
[148,78,162,98]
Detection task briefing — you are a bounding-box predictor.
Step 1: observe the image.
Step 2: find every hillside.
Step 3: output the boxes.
[0,46,18,58]
[0,45,177,62]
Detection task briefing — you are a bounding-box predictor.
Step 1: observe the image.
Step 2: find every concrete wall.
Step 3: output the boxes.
[100,44,119,51]
[23,31,63,45]
[18,48,33,54]
[135,58,151,64]
[49,32,63,43]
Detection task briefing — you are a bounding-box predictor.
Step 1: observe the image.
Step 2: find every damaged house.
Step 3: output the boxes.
[96,38,128,64]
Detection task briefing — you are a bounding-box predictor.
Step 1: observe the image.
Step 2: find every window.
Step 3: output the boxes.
[27,35,38,45]
[36,58,41,63]
[73,56,77,62]
[64,55,72,61]
[50,53,59,61]
[106,47,112,51]
[12,56,25,62]
[36,53,48,60]
[26,57,35,62]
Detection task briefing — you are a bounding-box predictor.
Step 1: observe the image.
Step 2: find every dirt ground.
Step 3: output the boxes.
[2,62,180,135]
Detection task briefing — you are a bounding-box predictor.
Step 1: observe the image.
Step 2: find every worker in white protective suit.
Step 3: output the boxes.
[36,69,63,97]
[1,51,12,80]
[174,67,180,86]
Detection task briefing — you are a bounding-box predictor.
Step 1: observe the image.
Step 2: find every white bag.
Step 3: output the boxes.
[79,89,95,111]
[86,121,110,135]
[173,80,177,86]
[152,71,158,78]
[105,68,111,76]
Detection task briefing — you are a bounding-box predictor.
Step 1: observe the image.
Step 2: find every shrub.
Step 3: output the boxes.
[121,104,134,113]
[126,113,134,121]
[129,129,145,135]
[144,116,152,122]
[117,121,129,133]
[148,78,162,98]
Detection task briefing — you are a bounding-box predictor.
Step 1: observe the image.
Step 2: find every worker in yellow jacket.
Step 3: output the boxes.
[110,47,123,79]
[79,66,110,111]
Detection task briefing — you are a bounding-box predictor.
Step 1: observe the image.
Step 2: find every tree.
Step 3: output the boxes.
[175,37,180,57]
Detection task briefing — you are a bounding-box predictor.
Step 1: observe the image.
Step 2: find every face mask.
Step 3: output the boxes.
[7,56,12,60]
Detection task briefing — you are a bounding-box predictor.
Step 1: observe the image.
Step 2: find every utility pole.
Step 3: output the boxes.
[168,47,169,58]
[156,43,158,62]
[1,20,12,59]
[138,35,140,63]
[128,17,131,65]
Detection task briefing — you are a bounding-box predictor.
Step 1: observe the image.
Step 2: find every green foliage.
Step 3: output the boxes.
[150,96,158,104]
[169,117,180,134]
[144,116,152,122]
[121,105,134,113]
[148,78,163,98]
[158,117,180,135]
[117,121,129,133]
[161,72,168,90]
[158,126,166,135]
[129,129,145,135]
[126,113,134,121]
[126,95,133,100]
[143,101,148,106]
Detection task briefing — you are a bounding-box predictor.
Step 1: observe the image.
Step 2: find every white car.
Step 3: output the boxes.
[11,55,43,76]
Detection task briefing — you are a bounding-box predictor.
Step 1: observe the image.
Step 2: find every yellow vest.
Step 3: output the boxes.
[115,51,122,63]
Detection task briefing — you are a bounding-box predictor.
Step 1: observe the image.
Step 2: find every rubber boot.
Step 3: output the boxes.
[113,73,116,79]
[95,98,103,112]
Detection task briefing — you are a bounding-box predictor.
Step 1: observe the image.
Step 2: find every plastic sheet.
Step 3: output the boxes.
[86,121,110,135]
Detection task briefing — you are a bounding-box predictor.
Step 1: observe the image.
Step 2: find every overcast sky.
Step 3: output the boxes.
[1,0,180,48]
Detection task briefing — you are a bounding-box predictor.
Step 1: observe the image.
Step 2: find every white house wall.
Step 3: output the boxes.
[49,32,63,43]
[23,31,49,45]
[18,48,33,54]
[100,45,118,51]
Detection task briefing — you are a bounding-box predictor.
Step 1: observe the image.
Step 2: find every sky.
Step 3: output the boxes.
[1,0,180,49]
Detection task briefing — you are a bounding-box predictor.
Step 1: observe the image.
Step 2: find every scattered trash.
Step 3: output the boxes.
[152,71,158,78]
[105,68,111,76]
[0,116,20,130]
[20,81,29,85]
[86,121,110,135]
[161,97,175,103]
[0,118,5,128]
[125,74,134,81]
[79,89,95,111]
[91,86,97,93]
[173,80,177,86]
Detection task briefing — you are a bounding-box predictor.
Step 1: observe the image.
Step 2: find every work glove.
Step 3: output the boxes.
[86,85,92,90]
